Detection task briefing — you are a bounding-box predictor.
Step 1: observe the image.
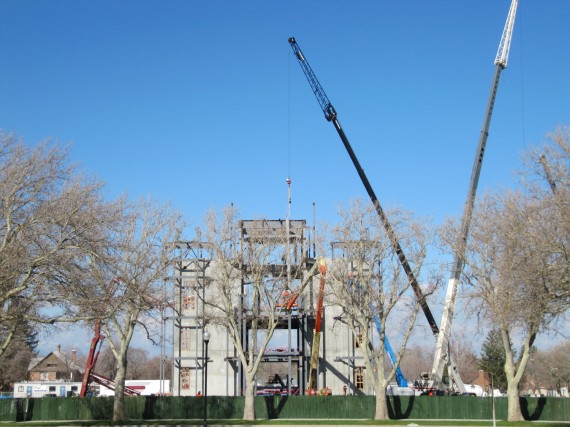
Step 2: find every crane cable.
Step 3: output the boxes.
[286,50,292,290]
[288,49,292,180]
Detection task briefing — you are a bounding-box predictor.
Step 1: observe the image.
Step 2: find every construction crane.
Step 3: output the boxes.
[79,321,141,397]
[307,259,328,395]
[289,36,440,386]
[429,0,519,393]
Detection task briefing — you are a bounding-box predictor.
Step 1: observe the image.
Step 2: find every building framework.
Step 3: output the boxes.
[171,219,365,396]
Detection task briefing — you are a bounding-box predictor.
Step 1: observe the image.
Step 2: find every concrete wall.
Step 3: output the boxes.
[172,253,360,397]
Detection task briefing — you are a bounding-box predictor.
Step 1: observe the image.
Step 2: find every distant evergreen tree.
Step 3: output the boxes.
[0,318,39,389]
[23,321,39,352]
[478,328,510,391]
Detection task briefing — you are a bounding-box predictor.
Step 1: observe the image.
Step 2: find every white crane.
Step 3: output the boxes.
[430,0,519,393]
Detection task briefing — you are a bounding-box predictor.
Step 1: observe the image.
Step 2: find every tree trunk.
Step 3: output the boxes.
[502,329,531,422]
[243,375,256,420]
[507,382,523,421]
[374,388,389,420]
[113,351,128,421]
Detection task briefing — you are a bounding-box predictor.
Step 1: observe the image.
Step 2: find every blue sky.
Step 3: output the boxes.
[2,1,569,357]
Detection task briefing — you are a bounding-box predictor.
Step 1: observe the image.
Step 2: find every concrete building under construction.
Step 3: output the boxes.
[170,219,371,397]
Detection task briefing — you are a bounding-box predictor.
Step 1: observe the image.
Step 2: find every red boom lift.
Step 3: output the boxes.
[79,321,140,397]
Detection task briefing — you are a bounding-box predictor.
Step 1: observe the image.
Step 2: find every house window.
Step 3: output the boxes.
[181,368,191,390]
[47,363,57,367]
[355,367,365,389]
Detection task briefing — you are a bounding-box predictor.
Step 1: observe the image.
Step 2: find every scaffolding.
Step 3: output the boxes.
[172,240,212,396]
[172,219,333,396]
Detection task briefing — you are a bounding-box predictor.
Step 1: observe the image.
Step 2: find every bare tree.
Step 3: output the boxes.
[0,134,111,358]
[449,332,479,384]
[441,128,570,419]
[326,199,437,420]
[125,348,151,380]
[138,354,172,381]
[452,193,562,421]
[83,197,183,420]
[400,344,433,382]
[94,345,119,380]
[399,337,478,388]
[521,127,570,306]
[81,342,170,383]
[195,206,299,420]
[542,341,570,391]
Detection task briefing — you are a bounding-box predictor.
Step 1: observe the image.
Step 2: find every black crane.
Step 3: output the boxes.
[288,36,439,337]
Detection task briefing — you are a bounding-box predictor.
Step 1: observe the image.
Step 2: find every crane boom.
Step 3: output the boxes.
[430,0,518,392]
[495,0,518,67]
[289,37,440,338]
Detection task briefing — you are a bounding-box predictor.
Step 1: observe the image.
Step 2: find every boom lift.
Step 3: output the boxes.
[429,0,519,392]
[284,258,323,311]
[80,321,140,397]
[79,321,105,397]
[289,36,439,387]
[307,259,328,394]
[80,278,142,397]
[371,313,408,387]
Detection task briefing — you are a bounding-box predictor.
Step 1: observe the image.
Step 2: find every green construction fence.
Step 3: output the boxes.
[0,395,568,422]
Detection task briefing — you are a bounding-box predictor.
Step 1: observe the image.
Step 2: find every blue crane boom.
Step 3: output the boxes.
[289,37,429,392]
[288,36,440,338]
[371,313,408,387]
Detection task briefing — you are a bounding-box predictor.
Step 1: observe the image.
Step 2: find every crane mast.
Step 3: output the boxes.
[289,37,441,368]
[430,0,518,392]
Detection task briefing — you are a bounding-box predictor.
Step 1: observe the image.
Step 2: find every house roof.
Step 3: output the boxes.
[27,351,84,374]
[27,357,43,371]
